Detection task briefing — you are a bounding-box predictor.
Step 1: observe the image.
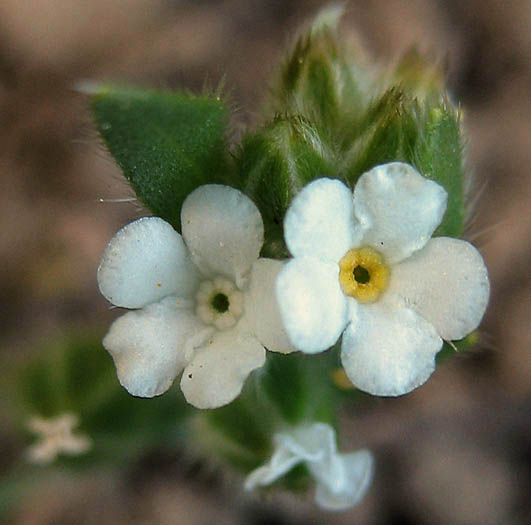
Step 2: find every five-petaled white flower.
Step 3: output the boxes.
[26,413,92,465]
[276,162,490,396]
[245,422,373,511]
[98,184,295,409]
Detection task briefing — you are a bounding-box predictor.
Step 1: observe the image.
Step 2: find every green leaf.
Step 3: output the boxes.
[414,102,466,237]
[260,352,307,424]
[267,6,366,150]
[203,379,275,470]
[342,89,466,237]
[237,115,335,257]
[343,88,419,183]
[91,85,232,230]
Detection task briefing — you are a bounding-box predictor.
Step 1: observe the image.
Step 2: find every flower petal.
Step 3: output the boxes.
[276,257,350,353]
[387,237,490,340]
[180,328,265,409]
[284,178,361,261]
[243,258,297,354]
[244,442,304,490]
[181,185,264,286]
[98,217,199,308]
[313,449,374,511]
[245,423,336,490]
[245,422,374,511]
[354,163,447,264]
[103,297,205,397]
[341,295,442,396]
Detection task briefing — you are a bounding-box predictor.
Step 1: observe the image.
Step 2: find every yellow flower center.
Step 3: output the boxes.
[338,247,390,303]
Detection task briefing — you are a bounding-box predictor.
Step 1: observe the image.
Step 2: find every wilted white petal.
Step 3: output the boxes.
[244,444,304,490]
[181,185,264,285]
[103,297,205,398]
[354,163,447,264]
[245,424,333,491]
[313,449,374,511]
[387,237,490,341]
[245,423,373,511]
[341,295,442,396]
[244,258,297,354]
[276,257,350,353]
[180,328,265,409]
[284,178,361,261]
[98,217,199,308]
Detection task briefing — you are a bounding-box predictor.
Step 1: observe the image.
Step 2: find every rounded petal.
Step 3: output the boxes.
[341,296,443,396]
[276,257,350,353]
[354,163,448,264]
[181,185,264,285]
[387,237,490,340]
[103,297,205,397]
[243,258,297,354]
[180,328,265,409]
[313,449,374,511]
[98,217,199,308]
[284,178,361,261]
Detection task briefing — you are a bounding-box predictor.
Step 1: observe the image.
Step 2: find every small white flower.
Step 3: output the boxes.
[245,422,374,511]
[98,184,295,409]
[26,413,92,465]
[277,162,490,396]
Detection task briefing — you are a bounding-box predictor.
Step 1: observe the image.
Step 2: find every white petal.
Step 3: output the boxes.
[245,423,336,490]
[244,443,304,490]
[103,297,205,397]
[276,257,350,353]
[354,163,447,264]
[341,296,442,396]
[181,185,264,285]
[180,328,265,409]
[245,422,373,511]
[98,217,199,308]
[387,237,490,340]
[313,449,374,511]
[243,258,297,354]
[284,178,361,261]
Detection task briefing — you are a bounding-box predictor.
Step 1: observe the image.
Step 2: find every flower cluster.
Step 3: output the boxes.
[99,162,489,404]
[97,161,489,510]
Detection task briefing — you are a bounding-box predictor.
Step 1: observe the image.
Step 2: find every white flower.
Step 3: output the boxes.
[244,422,374,511]
[26,413,92,465]
[98,184,295,409]
[277,162,490,396]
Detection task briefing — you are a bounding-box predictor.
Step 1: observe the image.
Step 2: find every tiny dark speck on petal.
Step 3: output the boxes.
[188,373,193,379]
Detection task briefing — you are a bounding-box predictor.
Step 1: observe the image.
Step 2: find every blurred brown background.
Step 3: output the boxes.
[1,1,530,523]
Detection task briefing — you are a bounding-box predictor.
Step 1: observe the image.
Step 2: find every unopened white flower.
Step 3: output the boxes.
[98,184,295,409]
[277,162,490,396]
[26,413,92,465]
[245,422,373,511]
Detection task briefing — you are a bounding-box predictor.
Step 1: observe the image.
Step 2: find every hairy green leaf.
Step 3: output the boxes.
[91,85,232,230]
[237,115,336,257]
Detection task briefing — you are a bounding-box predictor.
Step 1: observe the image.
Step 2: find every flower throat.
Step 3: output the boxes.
[338,247,389,303]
